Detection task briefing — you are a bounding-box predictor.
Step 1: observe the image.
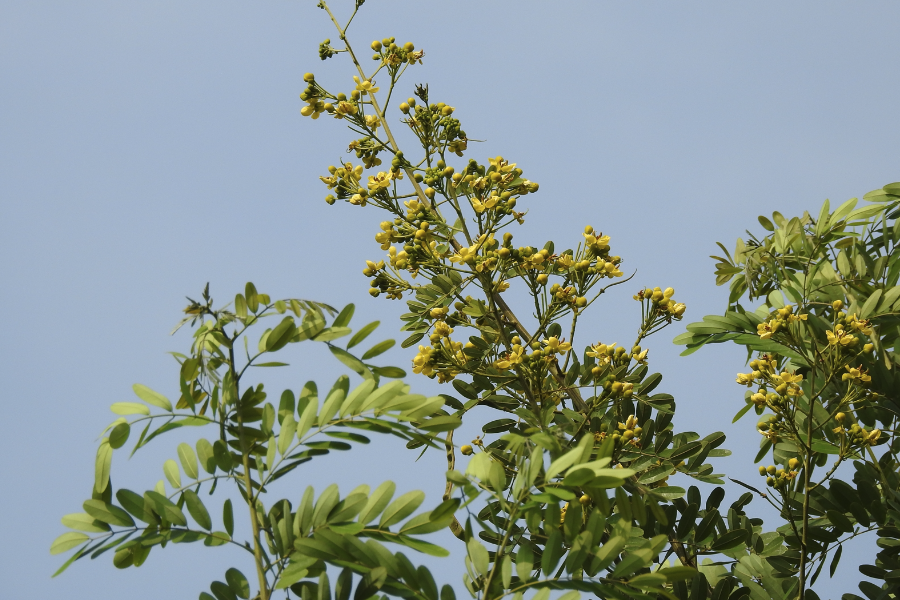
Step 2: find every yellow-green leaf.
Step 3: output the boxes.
[133,384,172,411]
[163,459,182,489]
[50,532,89,555]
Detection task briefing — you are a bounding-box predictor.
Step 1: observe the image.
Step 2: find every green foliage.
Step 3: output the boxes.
[680,182,900,598]
[58,2,892,600]
[295,2,779,600]
[53,282,460,599]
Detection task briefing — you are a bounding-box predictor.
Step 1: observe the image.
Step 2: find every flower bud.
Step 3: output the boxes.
[460,444,473,456]
[578,494,591,507]
[832,299,843,310]
[371,40,382,51]
[399,102,410,114]
[536,273,548,285]
[303,72,315,82]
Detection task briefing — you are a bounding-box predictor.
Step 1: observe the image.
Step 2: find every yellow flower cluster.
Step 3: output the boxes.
[412,345,435,376]
[582,226,610,253]
[758,458,800,489]
[494,344,525,370]
[826,326,857,348]
[756,305,806,339]
[353,76,380,95]
[587,342,617,367]
[543,336,572,355]
[375,221,397,250]
[842,365,871,384]
[300,99,330,120]
[634,286,686,318]
[388,246,408,269]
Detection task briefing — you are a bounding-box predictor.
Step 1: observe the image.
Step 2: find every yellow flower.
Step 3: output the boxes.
[449,245,478,264]
[300,100,326,119]
[471,195,500,213]
[353,76,380,95]
[587,342,615,364]
[488,156,517,173]
[826,329,857,347]
[388,246,408,269]
[847,314,873,336]
[319,175,338,189]
[334,101,358,118]
[494,345,525,370]
[778,371,803,385]
[583,227,611,251]
[757,321,776,340]
[555,254,574,270]
[365,114,381,131]
[412,345,435,376]
[842,365,871,383]
[736,372,757,386]
[368,172,392,192]
[543,336,572,354]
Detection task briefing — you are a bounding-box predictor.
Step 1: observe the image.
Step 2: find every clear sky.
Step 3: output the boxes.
[2,1,899,598]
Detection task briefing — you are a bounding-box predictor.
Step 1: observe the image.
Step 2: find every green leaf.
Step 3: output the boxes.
[225,568,251,599]
[648,486,686,501]
[546,434,593,481]
[50,532,89,555]
[313,326,353,342]
[184,489,212,530]
[340,379,377,418]
[197,439,216,475]
[710,529,748,551]
[758,215,774,231]
[144,491,187,526]
[61,512,111,533]
[362,339,395,360]
[329,346,369,377]
[541,529,564,575]
[109,422,130,449]
[279,414,298,456]
[348,321,380,349]
[266,316,297,352]
[94,440,112,494]
[223,499,234,537]
[371,366,406,378]
[111,402,150,416]
[591,535,625,572]
[83,499,135,527]
[394,535,450,557]
[359,481,395,524]
[860,289,883,319]
[163,459,182,489]
[116,489,157,524]
[178,443,199,480]
[399,511,453,535]
[210,580,238,600]
[133,384,173,411]
[516,544,534,582]
[467,538,490,576]
[333,303,355,327]
[297,396,318,440]
[380,490,425,528]
[659,566,697,582]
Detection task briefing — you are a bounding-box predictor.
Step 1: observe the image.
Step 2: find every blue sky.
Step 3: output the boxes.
[2,1,899,598]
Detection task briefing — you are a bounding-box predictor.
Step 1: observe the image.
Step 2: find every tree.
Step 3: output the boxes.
[679,183,900,600]
[51,283,463,600]
[55,2,899,599]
